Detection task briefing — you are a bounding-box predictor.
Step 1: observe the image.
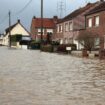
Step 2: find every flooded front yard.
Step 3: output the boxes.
[0,47,105,105]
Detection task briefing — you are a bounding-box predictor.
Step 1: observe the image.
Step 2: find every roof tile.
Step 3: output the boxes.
[32,18,57,28]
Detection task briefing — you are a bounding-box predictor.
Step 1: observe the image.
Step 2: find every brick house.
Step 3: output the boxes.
[30,16,58,41]
[85,0,105,50]
[53,1,100,50]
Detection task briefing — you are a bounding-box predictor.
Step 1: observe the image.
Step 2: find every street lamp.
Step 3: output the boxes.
[41,0,43,43]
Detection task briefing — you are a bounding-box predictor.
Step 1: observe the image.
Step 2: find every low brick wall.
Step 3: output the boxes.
[71,50,99,58]
[99,49,105,59]
[71,51,82,57]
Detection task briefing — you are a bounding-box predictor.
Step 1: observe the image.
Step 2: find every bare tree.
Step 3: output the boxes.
[46,32,52,44]
[77,30,100,52]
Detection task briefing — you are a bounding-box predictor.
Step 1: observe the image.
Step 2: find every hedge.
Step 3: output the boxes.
[29,40,40,49]
[41,44,53,52]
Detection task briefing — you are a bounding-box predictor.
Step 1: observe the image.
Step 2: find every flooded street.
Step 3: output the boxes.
[0,47,105,105]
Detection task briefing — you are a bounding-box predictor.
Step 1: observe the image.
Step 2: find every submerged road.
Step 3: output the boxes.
[0,47,105,105]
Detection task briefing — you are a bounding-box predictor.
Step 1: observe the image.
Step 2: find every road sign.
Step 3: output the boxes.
[66,47,71,51]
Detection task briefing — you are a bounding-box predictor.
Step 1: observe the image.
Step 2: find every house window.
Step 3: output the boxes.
[65,23,69,32]
[95,37,100,47]
[59,25,63,32]
[47,29,53,33]
[69,22,73,31]
[57,25,59,33]
[38,28,44,35]
[60,39,63,44]
[88,18,92,28]
[57,25,62,33]
[95,16,99,26]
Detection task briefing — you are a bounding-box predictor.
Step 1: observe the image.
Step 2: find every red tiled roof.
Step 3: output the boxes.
[86,1,105,15]
[32,18,56,28]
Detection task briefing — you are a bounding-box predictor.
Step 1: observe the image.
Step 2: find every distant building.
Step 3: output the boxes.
[53,1,101,50]
[0,34,4,45]
[3,20,31,49]
[30,16,59,41]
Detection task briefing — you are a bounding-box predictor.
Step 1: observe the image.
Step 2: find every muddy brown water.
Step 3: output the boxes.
[0,47,105,105]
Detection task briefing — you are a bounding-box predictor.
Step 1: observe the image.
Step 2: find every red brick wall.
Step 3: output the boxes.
[52,23,64,41]
[54,3,99,42]
[86,11,105,49]
[30,19,36,40]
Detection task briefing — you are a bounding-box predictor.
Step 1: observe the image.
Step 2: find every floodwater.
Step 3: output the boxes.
[0,47,105,105]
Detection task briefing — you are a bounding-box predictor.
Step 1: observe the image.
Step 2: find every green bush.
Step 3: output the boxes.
[51,41,60,46]
[41,44,53,52]
[11,34,22,42]
[30,40,40,49]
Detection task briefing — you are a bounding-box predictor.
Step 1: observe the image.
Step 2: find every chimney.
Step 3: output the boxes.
[53,16,58,23]
[33,16,36,19]
[18,19,20,23]
[86,2,91,6]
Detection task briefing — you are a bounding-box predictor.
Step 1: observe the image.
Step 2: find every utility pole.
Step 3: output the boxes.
[41,0,43,43]
[9,11,11,47]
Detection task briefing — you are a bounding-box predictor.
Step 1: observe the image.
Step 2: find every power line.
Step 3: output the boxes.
[13,0,33,15]
[0,14,8,25]
[0,0,32,25]
[0,0,33,33]
[0,0,33,27]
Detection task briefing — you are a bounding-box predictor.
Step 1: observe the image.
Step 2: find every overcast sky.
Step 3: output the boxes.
[0,0,98,33]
